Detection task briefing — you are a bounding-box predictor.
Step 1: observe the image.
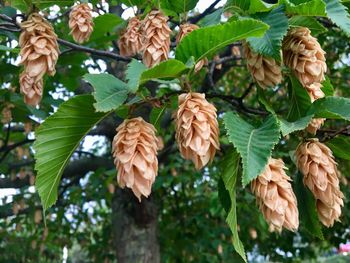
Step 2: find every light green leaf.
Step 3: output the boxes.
[83,73,129,112]
[249,0,280,14]
[325,0,350,35]
[321,76,334,96]
[32,0,74,9]
[175,19,269,63]
[289,16,327,35]
[224,0,250,13]
[247,6,289,59]
[220,149,247,262]
[126,59,147,92]
[223,112,280,186]
[284,0,327,16]
[89,14,123,41]
[294,172,324,239]
[287,76,312,121]
[140,59,188,83]
[279,115,313,136]
[34,95,108,211]
[198,8,223,27]
[326,136,350,160]
[160,0,199,13]
[308,96,350,121]
[7,0,31,12]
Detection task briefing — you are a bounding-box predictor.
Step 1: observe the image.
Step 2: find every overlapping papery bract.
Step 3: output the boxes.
[112,117,159,201]
[296,139,344,227]
[283,27,327,88]
[19,13,59,106]
[69,3,94,44]
[305,82,326,135]
[142,10,171,68]
[118,16,143,56]
[243,42,282,88]
[176,23,207,72]
[251,158,299,232]
[175,93,220,170]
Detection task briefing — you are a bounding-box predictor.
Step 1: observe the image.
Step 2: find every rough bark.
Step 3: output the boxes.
[112,189,160,263]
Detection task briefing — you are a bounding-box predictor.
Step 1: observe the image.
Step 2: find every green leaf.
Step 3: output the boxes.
[325,0,350,36]
[160,0,199,14]
[198,8,223,27]
[150,106,167,132]
[220,149,247,262]
[0,44,19,53]
[287,76,312,121]
[89,14,123,41]
[279,115,313,136]
[294,172,324,239]
[308,96,350,121]
[32,0,74,9]
[7,0,31,12]
[247,6,289,59]
[224,0,250,13]
[34,95,108,211]
[249,0,280,14]
[284,0,327,16]
[223,112,280,186]
[326,136,350,160]
[175,19,269,63]
[289,16,327,35]
[321,76,334,96]
[140,59,188,83]
[83,73,129,112]
[126,59,147,92]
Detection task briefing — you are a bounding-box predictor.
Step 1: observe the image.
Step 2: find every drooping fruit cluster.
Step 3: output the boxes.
[19,13,59,106]
[118,16,143,57]
[295,139,344,227]
[69,3,94,44]
[176,23,207,72]
[112,117,160,201]
[175,93,220,170]
[243,42,282,88]
[251,158,299,232]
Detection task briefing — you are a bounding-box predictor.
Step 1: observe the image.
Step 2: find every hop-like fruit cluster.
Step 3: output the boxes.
[283,27,327,88]
[251,158,299,232]
[69,3,94,44]
[175,93,220,170]
[243,43,282,88]
[296,139,344,227]
[306,118,325,135]
[142,10,171,68]
[118,16,143,56]
[176,23,207,72]
[19,13,59,106]
[112,117,159,201]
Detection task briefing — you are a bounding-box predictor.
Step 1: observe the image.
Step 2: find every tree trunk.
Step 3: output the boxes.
[112,189,160,263]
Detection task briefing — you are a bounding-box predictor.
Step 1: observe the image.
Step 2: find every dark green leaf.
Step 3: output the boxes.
[34,95,108,211]
[89,14,123,41]
[126,59,147,92]
[175,19,269,63]
[287,76,312,121]
[289,16,327,35]
[279,115,313,136]
[326,136,350,160]
[223,112,280,186]
[308,96,350,121]
[284,0,327,16]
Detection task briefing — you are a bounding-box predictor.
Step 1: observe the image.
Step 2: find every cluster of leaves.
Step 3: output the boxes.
[1,0,350,261]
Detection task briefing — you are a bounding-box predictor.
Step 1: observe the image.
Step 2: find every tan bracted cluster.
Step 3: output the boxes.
[112,117,159,201]
[175,93,220,170]
[19,13,59,106]
[118,16,143,56]
[306,118,325,135]
[283,27,327,88]
[251,158,299,232]
[296,139,344,227]
[142,10,171,68]
[69,3,94,44]
[176,23,207,72]
[243,42,282,88]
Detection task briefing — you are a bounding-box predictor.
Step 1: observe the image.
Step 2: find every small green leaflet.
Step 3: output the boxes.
[279,115,313,136]
[83,73,130,112]
[34,95,109,211]
[220,149,247,262]
[223,112,280,186]
[126,59,147,92]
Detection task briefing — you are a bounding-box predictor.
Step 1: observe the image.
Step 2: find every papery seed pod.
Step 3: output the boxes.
[24,121,32,134]
[243,42,282,88]
[142,10,171,68]
[1,103,14,124]
[19,13,59,106]
[305,82,325,103]
[251,158,299,232]
[295,139,344,227]
[176,23,207,72]
[112,117,159,201]
[118,16,143,56]
[69,3,94,43]
[175,93,220,170]
[107,183,115,194]
[283,27,327,88]
[306,118,325,135]
[34,209,43,224]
